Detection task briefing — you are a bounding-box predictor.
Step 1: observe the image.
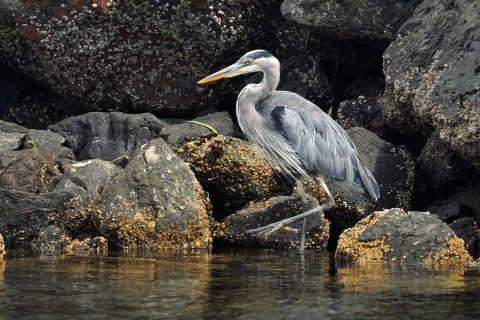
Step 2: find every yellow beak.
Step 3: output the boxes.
[197,63,243,84]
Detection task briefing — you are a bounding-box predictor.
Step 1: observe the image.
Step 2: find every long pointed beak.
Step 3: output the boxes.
[197,63,243,84]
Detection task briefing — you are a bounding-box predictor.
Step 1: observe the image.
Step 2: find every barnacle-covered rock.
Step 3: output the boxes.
[336,208,473,264]
[95,138,213,249]
[174,135,278,220]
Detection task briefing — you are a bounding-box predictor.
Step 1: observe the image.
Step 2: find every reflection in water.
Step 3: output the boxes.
[0,249,479,319]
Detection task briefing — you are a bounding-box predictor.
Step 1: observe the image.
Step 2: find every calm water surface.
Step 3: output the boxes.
[0,248,479,319]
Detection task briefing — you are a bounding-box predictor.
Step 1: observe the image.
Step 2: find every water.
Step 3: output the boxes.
[0,248,479,319]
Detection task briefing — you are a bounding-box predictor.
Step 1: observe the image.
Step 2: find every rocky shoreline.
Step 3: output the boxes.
[0,0,479,264]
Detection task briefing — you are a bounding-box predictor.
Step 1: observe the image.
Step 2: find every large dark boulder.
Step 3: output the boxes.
[383,0,480,171]
[0,187,84,248]
[0,0,284,118]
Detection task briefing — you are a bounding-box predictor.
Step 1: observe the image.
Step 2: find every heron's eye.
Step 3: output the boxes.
[246,58,253,65]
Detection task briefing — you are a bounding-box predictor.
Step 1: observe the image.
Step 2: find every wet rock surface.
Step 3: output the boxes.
[95,138,213,249]
[336,208,472,264]
[216,193,330,250]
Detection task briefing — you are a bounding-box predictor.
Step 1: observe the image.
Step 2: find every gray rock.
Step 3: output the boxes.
[160,111,236,145]
[0,119,26,152]
[0,146,76,170]
[336,208,472,263]
[216,193,330,250]
[281,0,422,41]
[53,159,120,202]
[22,129,65,149]
[95,138,213,249]
[49,112,167,162]
[0,187,83,248]
[383,0,480,170]
[338,96,389,138]
[0,147,62,194]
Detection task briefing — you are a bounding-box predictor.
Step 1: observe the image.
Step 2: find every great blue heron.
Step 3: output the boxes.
[198,49,380,251]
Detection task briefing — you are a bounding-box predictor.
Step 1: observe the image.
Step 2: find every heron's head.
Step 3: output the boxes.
[198,49,278,84]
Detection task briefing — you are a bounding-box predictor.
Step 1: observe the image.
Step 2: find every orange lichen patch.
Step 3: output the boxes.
[294,175,328,204]
[0,233,5,259]
[336,210,392,262]
[423,237,473,265]
[174,135,278,216]
[18,26,46,43]
[66,236,108,253]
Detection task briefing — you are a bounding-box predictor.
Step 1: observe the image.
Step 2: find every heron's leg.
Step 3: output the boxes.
[296,181,311,252]
[247,175,335,247]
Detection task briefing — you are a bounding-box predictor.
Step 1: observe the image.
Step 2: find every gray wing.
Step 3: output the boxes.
[258,91,380,200]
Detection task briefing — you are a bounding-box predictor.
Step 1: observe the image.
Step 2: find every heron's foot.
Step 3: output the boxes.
[247,221,300,237]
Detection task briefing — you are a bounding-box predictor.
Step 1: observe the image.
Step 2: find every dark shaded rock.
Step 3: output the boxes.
[418,130,477,197]
[0,147,62,194]
[344,76,386,101]
[173,135,278,220]
[429,201,466,224]
[336,208,472,264]
[49,112,167,161]
[22,129,65,150]
[326,128,415,238]
[448,217,477,258]
[428,184,480,228]
[160,111,236,145]
[215,193,330,250]
[0,187,83,248]
[53,159,120,203]
[338,96,388,138]
[0,146,76,171]
[383,0,480,170]
[0,119,26,151]
[66,236,108,253]
[95,138,213,249]
[0,0,284,118]
[281,0,423,41]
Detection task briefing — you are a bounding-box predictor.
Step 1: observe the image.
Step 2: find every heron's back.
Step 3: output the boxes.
[257,91,380,200]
